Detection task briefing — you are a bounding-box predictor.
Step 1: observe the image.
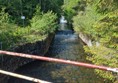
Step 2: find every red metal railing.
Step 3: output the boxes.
[0,50,118,73]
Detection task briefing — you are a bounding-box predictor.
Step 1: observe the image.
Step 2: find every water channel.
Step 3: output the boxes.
[8,20,110,83]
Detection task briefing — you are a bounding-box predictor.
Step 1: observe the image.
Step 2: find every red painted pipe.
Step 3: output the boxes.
[0,50,118,73]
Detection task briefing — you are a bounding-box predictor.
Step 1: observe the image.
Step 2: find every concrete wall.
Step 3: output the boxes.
[79,32,92,47]
[79,32,100,47]
[0,33,54,83]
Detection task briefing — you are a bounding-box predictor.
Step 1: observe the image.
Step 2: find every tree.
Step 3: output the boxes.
[0,0,63,26]
[0,0,62,50]
[72,0,118,82]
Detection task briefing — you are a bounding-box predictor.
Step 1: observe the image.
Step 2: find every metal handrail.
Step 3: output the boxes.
[0,69,51,83]
[0,50,118,73]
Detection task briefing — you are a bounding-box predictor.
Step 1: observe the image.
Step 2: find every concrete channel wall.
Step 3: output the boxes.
[0,33,54,83]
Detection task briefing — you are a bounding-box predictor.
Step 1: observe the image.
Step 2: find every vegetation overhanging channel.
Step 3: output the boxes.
[0,0,118,83]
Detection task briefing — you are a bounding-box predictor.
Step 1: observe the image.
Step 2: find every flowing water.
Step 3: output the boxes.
[8,30,109,83]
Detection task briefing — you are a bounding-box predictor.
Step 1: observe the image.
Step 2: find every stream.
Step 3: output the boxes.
[7,29,109,83]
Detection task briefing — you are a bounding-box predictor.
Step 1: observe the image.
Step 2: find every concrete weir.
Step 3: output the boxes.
[0,33,54,83]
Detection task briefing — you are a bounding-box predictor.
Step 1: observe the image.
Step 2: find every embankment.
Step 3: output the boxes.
[0,33,54,83]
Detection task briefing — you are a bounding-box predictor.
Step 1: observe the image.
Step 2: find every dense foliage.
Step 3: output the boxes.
[62,0,80,20]
[0,0,63,50]
[0,0,63,26]
[0,0,117,82]
[72,0,118,81]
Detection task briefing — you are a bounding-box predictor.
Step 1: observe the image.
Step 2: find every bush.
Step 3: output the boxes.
[30,7,57,35]
[85,46,118,81]
[72,0,118,81]
[0,6,57,50]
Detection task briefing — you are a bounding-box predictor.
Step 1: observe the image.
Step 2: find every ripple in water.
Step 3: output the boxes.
[8,30,110,83]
